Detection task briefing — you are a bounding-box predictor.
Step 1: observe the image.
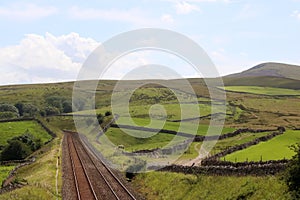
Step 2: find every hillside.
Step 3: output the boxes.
[223,62,300,89]
[226,62,300,80]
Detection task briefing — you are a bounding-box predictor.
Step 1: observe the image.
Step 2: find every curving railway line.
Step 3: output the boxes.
[64,131,137,200]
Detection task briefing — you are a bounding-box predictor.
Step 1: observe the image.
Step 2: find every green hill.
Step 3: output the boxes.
[226,62,300,80]
[223,76,300,89]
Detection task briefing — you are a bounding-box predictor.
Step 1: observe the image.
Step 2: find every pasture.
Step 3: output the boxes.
[0,165,14,185]
[0,121,52,147]
[225,86,300,96]
[116,117,235,136]
[224,130,300,162]
[132,171,290,200]
[104,127,185,152]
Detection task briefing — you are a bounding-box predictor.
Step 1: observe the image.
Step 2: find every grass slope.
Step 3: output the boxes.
[225,130,300,162]
[117,117,235,136]
[225,86,300,96]
[0,121,52,147]
[0,165,15,185]
[227,62,300,80]
[105,127,184,152]
[223,76,300,89]
[132,172,291,200]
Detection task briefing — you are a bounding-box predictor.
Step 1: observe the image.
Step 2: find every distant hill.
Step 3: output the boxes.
[226,62,300,80]
[223,62,300,89]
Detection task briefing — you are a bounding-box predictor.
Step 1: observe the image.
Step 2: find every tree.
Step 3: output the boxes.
[45,106,60,116]
[23,103,39,117]
[15,102,24,116]
[0,140,32,161]
[0,132,42,161]
[0,103,19,113]
[62,100,72,113]
[285,143,300,199]
[0,103,19,119]
[97,113,104,124]
[105,111,112,116]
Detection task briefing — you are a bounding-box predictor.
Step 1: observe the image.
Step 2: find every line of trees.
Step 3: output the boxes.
[0,95,73,120]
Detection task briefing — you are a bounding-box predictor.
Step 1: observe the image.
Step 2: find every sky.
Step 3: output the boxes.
[1,0,300,85]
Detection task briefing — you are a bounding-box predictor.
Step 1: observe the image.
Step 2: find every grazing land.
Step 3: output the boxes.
[225,130,300,162]
[0,121,52,147]
[0,165,15,185]
[132,171,291,200]
[225,86,300,96]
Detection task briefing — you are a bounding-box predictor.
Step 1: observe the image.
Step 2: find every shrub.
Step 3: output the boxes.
[97,113,104,124]
[105,111,112,116]
[284,143,300,199]
[0,103,19,119]
[0,140,32,161]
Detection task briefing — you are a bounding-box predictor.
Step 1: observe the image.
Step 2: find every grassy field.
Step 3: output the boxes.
[105,127,185,152]
[209,131,273,156]
[225,130,300,162]
[225,86,300,96]
[117,117,235,136]
[46,116,76,131]
[0,165,15,185]
[175,142,202,163]
[0,121,52,147]
[132,171,291,200]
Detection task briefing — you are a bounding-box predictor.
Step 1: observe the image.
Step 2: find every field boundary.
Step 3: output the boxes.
[152,160,288,176]
[111,124,278,143]
[202,127,285,162]
[0,117,56,139]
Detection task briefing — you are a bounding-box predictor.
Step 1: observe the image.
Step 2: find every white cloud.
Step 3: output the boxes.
[0,33,99,85]
[0,3,57,21]
[291,10,300,20]
[161,14,175,23]
[174,1,201,14]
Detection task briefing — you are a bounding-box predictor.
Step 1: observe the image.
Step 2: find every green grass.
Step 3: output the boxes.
[211,131,272,155]
[132,172,291,200]
[225,86,300,96]
[175,142,202,163]
[225,130,300,162]
[117,117,235,136]
[0,137,62,200]
[104,127,185,152]
[0,121,52,147]
[0,165,14,185]
[46,116,76,131]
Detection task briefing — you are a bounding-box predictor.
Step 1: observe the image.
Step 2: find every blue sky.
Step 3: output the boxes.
[0,0,300,85]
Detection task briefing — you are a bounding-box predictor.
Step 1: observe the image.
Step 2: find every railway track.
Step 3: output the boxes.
[65,131,136,200]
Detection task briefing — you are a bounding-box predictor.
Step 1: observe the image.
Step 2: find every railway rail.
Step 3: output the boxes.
[65,131,136,200]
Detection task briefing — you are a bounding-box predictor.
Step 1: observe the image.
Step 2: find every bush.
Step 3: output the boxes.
[0,140,32,161]
[45,106,60,116]
[0,103,19,119]
[284,143,300,199]
[105,111,112,116]
[0,132,42,161]
[97,113,104,124]
[0,111,19,119]
[62,100,72,113]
